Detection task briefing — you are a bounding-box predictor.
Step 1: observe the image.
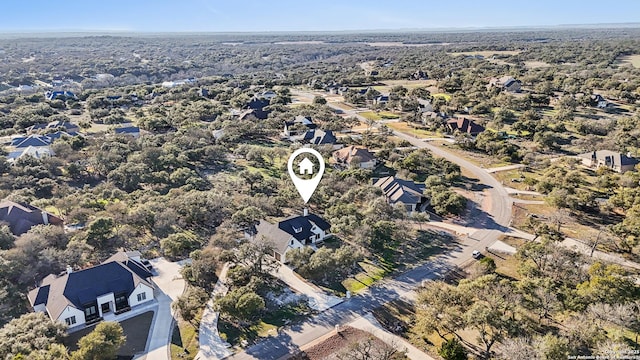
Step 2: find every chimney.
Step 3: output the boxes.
[41,211,49,225]
[303,208,308,217]
[66,265,73,274]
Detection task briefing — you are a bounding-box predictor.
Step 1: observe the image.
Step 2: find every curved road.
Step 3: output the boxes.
[226,91,514,360]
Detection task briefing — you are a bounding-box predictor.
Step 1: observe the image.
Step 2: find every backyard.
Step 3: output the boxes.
[65,311,154,360]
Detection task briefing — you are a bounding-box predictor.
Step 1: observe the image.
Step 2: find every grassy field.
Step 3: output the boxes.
[615,54,640,68]
[386,122,442,138]
[432,93,452,101]
[429,141,512,168]
[358,111,401,121]
[342,260,388,294]
[218,302,309,346]
[524,61,551,69]
[170,314,201,360]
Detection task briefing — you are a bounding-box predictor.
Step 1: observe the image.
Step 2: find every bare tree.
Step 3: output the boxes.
[336,336,406,360]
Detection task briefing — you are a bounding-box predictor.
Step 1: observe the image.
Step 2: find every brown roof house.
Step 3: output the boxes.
[446,117,485,136]
[374,176,427,213]
[0,200,63,235]
[578,150,639,173]
[332,146,377,169]
[28,251,154,330]
[246,209,331,263]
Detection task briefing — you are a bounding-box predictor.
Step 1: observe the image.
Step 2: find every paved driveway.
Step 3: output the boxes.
[136,257,186,360]
[273,265,343,311]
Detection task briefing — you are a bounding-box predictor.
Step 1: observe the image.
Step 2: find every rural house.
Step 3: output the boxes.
[284,115,316,137]
[578,150,639,173]
[446,117,485,136]
[289,129,339,147]
[332,145,377,169]
[374,176,427,212]
[0,200,63,235]
[247,209,331,263]
[114,125,141,137]
[489,76,521,93]
[28,251,154,330]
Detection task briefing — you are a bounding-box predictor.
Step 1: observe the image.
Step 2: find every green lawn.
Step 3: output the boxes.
[386,122,442,138]
[170,314,201,360]
[218,302,309,346]
[432,93,452,101]
[342,261,388,294]
[359,111,401,121]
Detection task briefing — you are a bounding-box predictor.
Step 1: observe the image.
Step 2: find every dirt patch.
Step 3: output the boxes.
[298,326,397,360]
[615,54,640,68]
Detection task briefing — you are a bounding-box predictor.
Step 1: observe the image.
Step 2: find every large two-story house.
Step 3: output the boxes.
[247,209,331,263]
[28,251,154,330]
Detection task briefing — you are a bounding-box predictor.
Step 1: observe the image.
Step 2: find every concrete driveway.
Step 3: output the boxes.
[136,257,186,360]
[273,265,343,311]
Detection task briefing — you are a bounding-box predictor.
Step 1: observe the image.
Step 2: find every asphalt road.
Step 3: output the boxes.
[228,91,515,360]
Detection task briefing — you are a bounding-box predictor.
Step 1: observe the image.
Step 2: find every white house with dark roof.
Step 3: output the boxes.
[247,209,331,263]
[374,176,427,212]
[28,251,154,330]
[578,150,639,173]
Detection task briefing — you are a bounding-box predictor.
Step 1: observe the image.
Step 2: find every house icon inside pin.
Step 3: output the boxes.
[299,157,314,175]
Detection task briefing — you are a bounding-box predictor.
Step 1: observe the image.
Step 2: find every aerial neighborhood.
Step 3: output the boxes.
[0,10,640,360]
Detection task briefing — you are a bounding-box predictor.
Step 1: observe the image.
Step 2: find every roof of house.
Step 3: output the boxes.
[285,115,316,128]
[246,98,270,110]
[47,121,79,130]
[114,126,140,134]
[578,150,640,166]
[46,131,81,140]
[11,134,51,148]
[252,214,331,255]
[373,176,426,206]
[7,146,54,161]
[447,117,485,135]
[28,251,153,321]
[303,129,337,145]
[333,145,376,165]
[503,78,518,88]
[0,200,62,235]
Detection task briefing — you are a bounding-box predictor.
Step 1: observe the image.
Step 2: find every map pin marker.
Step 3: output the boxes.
[287,148,325,204]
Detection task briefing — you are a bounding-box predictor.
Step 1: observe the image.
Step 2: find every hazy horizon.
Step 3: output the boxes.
[2,0,640,33]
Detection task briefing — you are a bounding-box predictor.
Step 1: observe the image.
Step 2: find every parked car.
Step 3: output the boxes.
[472,250,482,259]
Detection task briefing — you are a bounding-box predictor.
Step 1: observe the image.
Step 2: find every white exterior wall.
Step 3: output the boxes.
[56,305,86,327]
[128,283,154,307]
[281,237,304,263]
[96,293,115,317]
[359,160,376,169]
